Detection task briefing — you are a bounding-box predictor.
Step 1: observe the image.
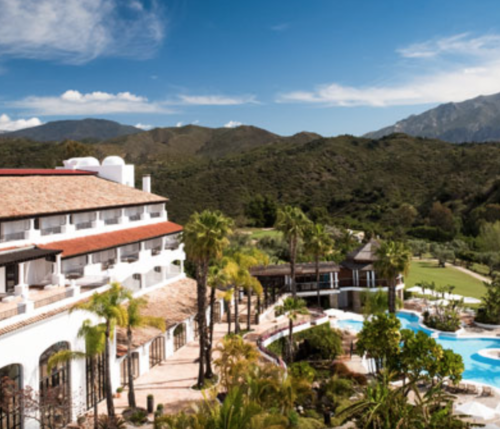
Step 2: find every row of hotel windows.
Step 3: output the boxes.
[0,204,165,243]
[61,234,180,277]
[0,321,196,429]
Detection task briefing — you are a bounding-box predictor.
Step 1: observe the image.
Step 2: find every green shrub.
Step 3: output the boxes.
[289,362,316,383]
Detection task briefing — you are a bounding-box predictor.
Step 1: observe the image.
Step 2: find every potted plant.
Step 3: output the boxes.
[156,403,164,417]
[147,394,154,414]
[116,387,124,398]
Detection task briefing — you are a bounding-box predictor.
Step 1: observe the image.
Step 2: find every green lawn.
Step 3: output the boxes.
[406,260,487,299]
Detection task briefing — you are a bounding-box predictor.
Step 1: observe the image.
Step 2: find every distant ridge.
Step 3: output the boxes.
[365,92,500,143]
[3,118,142,142]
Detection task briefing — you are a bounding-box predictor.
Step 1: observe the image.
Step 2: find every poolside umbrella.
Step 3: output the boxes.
[456,401,497,420]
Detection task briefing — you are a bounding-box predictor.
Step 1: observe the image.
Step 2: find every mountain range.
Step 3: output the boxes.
[2,118,141,142]
[365,92,500,143]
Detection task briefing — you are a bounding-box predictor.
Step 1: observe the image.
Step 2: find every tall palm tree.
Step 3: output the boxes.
[48,320,105,429]
[205,260,231,378]
[374,241,412,314]
[304,223,334,307]
[244,277,263,331]
[71,282,130,419]
[275,206,311,298]
[275,297,309,362]
[124,297,166,408]
[183,210,233,388]
[223,287,235,335]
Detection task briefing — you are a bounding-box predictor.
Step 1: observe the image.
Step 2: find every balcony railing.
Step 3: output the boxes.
[0,231,26,242]
[104,218,120,226]
[41,226,62,236]
[0,307,20,322]
[75,221,93,231]
[121,254,139,263]
[128,214,141,222]
[34,290,71,309]
[150,212,162,218]
[296,282,334,292]
[165,237,180,250]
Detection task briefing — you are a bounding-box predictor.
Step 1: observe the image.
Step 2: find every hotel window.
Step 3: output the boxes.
[145,238,162,255]
[0,364,22,429]
[39,342,71,429]
[149,336,165,368]
[62,255,87,278]
[121,353,139,387]
[147,204,163,218]
[121,244,140,262]
[0,220,30,243]
[39,215,66,236]
[125,206,143,222]
[92,249,117,269]
[100,209,121,226]
[85,352,106,411]
[72,212,96,230]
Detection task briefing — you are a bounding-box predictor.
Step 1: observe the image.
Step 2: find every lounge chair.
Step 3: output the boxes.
[467,384,479,395]
[482,386,493,397]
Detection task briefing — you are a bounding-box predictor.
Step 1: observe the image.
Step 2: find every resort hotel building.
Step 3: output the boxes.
[251,239,405,311]
[0,157,223,429]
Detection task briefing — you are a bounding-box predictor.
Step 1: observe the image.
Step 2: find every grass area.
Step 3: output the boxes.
[406,260,487,299]
[237,227,282,240]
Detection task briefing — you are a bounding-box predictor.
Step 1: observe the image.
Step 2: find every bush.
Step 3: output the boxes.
[123,408,149,426]
[408,226,454,242]
[423,310,461,332]
[98,416,126,429]
[295,324,343,361]
[289,362,316,383]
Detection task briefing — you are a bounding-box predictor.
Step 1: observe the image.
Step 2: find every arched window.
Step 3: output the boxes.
[39,342,71,429]
[174,324,187,351]
[0,364,22,429]
[149,337,165,368]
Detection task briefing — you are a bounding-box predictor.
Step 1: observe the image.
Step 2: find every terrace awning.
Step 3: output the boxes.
[0,247,61,267]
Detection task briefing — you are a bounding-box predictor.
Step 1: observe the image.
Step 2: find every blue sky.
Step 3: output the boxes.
[1,0,500,136]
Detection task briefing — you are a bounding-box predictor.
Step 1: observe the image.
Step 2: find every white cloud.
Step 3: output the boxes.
[0,0,165,64]
[135,123,153,130]
[278,33,500,107]
[13,90,169,115]
[176,122,183,127]
[176,95,257,106]
[224,120,242,128]
[0,114,43,131]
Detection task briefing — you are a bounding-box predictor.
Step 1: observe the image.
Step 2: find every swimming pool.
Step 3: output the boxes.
[337,311,500,388]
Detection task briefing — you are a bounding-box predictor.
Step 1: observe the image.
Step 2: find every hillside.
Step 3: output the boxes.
[3,118,141,142]
[3,131,500,236]
[365,92,500,143]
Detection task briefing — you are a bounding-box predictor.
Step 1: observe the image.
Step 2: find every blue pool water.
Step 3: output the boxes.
[338,312,500,388]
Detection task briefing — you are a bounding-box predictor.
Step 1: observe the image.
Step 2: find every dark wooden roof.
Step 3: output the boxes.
[0,247,61,267]
[250,261,340,277]
[346,239,380,263]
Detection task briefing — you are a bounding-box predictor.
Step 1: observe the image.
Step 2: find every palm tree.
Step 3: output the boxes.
[71,282,130,419]
[275,206,311,298]
[205,260,231,378]
[47,320,105,429]
[183,210,233,388]
[223,287,235,335]
[124,297,165,408]
[374,240,412,314]
[304,223,334,307]
[275,297,309,362]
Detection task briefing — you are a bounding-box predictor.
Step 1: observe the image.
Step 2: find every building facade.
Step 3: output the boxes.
[0,157,215,429]
[251,239,405,311]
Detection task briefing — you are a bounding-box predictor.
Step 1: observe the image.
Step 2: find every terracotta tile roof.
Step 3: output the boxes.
[0,175,166,220]
[40,221,183,258]
[116,278,201,357]
[0,169,97,176]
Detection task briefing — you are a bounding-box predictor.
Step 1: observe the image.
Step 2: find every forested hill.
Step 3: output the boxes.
[2,130,500,239]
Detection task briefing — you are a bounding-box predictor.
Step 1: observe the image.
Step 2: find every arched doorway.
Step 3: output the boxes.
[173,324,187,351]
[39,342,71,429]
[149,337,165,369]
[0,364,22,429]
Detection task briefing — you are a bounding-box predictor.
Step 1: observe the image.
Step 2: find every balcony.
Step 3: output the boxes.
[0,231,26,243]
[165,235,180,250]
[150,212,162,219]
[296,281,335,293]
[41,226,62,236]
[128,214,141,222]
[75,221,93,231]
[104,218,120,226]
[121,254,139,263]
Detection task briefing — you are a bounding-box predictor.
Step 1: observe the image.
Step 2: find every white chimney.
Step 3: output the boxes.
[142,174,151,193]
